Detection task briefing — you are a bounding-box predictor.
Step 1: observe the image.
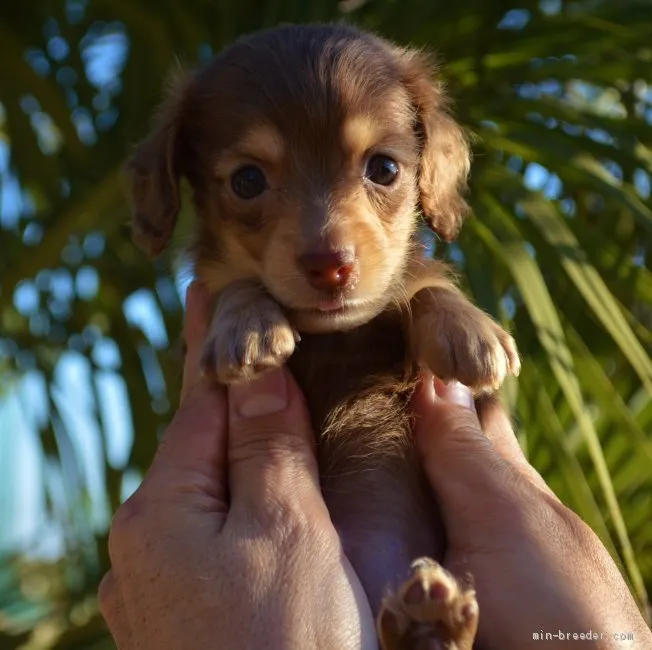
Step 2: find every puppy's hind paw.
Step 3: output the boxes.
[377,558,478,650]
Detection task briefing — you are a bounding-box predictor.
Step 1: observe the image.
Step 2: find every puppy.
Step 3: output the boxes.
[127,23,520,650]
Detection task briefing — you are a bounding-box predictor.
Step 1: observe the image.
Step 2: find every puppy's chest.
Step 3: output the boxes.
[287,311,413,435]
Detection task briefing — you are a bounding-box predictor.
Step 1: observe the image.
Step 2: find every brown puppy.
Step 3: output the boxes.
[127,23,520,650]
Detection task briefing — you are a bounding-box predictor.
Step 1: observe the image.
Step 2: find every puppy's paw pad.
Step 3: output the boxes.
[201,308,297,384]
[377,558,478,650]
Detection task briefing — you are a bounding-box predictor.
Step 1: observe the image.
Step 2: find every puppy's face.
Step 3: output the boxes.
[128,25,470,333]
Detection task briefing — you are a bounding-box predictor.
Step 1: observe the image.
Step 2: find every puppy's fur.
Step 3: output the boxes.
[127,24,519,650]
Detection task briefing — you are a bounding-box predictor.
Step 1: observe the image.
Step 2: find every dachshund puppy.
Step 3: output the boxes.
[127,23,520,650]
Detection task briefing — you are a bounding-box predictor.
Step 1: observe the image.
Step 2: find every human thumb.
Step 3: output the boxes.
[412,376,517,529]
[226,367,323,518]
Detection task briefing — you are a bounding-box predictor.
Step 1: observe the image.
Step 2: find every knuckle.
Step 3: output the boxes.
[107,493,147,558]
[518,490,597,550]
[111,493,144,529]
[161,389,226,443]
[549,498,597,546]
[252,494,316,544]
[97,570,117,616]
[231,426,314,465]
[441,410,485,442]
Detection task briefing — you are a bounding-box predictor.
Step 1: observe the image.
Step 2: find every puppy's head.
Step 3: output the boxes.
[127,24,470,333]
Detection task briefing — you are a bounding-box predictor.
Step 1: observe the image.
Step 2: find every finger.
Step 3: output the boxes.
[473,390,555,497]
[226,367,325,522]
[98,571,133,649]
[111,382,229,545]
[147,381,227,500]
[181,281,212,403]
[473,390,524,460]
[429,377,555,497]
[412,377,555,525]
[413,377,503,510]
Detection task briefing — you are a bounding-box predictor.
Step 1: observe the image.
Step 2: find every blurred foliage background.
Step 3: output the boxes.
[1,0,652,647]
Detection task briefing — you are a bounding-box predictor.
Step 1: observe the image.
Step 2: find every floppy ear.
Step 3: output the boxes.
[126,70,192,257]
[398,50,471,242]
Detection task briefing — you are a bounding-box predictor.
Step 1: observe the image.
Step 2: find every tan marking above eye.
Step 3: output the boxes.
[342,116,419,170]
[214,123,286,177]
[342,115,379,157]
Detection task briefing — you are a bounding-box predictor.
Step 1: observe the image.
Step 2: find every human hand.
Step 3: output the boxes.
[98,282,376,650]
[412,375,652,650]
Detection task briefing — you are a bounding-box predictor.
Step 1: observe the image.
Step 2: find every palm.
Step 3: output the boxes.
[1,1,651,647]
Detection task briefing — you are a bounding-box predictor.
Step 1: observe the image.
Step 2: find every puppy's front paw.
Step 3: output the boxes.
[378,558,478,650]
[414,301,520,392]
[202,300,298,384]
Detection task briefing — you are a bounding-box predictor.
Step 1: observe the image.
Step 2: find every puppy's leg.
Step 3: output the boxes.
[377,558,478,650]
[409,284,520,393]
[202,279,298,384]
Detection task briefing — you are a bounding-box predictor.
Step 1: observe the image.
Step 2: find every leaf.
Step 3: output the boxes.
[471,198,648,611]
[481,130,652,235]
[564,324,652,485]
[0,167,124,312]
[518,362,618,555]
[522,198,652,395]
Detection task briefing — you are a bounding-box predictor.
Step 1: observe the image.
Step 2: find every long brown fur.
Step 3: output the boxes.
[126,24,519,650]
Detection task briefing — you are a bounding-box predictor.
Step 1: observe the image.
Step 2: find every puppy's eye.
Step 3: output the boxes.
[365,155,399,186]
[231,165,267,199]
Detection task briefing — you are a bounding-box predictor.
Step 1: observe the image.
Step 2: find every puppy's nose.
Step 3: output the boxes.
[298,250,355,291]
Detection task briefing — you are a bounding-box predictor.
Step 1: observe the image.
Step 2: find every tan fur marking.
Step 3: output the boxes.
[342,115,380,157]
[214,123,286,176]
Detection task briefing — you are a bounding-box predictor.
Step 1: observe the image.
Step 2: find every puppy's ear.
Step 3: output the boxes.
[399,50,471,242]
[126,69,192,257]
